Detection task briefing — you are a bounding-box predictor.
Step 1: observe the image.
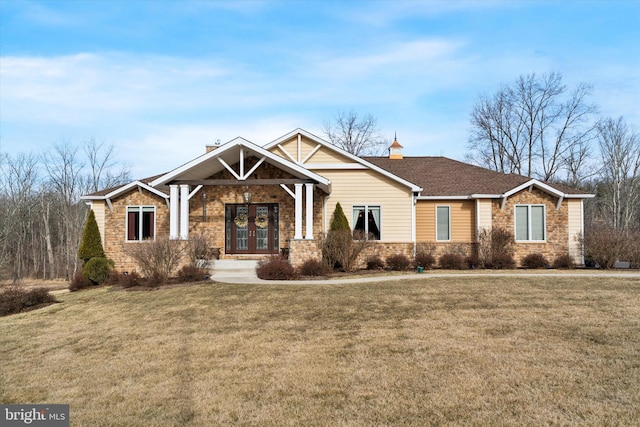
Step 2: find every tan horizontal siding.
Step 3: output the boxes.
[477,199,492,231]
[416,200,475,242]
[272,135,349,164]
[323,169,413,241]
[92,201,106,246]
[567,199,583,263]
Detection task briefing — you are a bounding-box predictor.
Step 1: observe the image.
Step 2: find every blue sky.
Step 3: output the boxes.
[1,0,638,179]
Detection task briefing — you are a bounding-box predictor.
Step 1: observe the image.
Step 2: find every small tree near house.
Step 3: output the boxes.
[77,209,113,286]
[77,210,105,262]
[330,201,350,231]
[322,202,371,272]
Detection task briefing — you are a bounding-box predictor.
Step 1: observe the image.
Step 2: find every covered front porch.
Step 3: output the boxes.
[149,137,331,262]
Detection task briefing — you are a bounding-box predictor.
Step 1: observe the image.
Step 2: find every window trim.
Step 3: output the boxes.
[436,205,451,241]
[514,204,546,242]
[125,205,156,242]
[352,204,382,240]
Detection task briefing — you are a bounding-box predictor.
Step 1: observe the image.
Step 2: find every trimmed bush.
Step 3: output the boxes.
[186,233,217,265]
[1,286,57,316]
[146,271,165,287]
[491,254,516,269]
[439,253,466,270]
[177,264,208,282]
[465,254,479,269]
[414,252,436,270]
[478,227,516,269]
[553,254,575,269]
[299,259,329,276]
[82,257,115,285]
[109,271,143,288]
[69,269,92,291]
[78,210,105,262]
[366,255,385,270]
[582,224,628,269]
[522,253,549,269]
[386,254,411,271]
[124,237,184,282]
[256,257,298,280]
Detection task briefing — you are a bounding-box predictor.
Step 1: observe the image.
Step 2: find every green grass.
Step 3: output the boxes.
[1,277,639,426]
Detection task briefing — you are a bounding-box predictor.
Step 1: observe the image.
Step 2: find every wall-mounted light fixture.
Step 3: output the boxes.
[202,192,207,222]
[242,189,252,204]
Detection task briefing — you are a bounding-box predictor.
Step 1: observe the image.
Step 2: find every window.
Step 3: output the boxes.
[352,205,381,240]
[515,205,545,241]
[436,206,450,241]
[126,206,155,241]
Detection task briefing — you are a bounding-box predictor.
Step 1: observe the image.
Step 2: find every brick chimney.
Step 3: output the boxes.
[388,133,403,159]
[206,139,221,153]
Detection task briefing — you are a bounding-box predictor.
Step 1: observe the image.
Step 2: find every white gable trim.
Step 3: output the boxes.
[149,136,331,192]
[503,179,564,199]
[80,181,170,212]
[265,128,422,192]
[80,181,169,201]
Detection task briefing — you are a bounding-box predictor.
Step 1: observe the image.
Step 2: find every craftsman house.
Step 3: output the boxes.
[82,128,593,271]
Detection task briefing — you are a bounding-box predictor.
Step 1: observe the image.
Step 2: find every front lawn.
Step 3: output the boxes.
[1,277,638,425]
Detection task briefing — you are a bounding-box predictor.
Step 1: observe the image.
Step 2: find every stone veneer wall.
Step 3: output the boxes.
[101,158,326,272]
[415,242,476,262]
[288,239,415,270]
[288,239,322,268]
[102,188,172,273]
[188,158,324,259]
[492,187,569,264]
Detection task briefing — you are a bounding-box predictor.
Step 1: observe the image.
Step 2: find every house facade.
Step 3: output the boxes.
[82,128,593,271]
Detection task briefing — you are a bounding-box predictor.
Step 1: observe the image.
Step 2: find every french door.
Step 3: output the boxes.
[225,204,279,254]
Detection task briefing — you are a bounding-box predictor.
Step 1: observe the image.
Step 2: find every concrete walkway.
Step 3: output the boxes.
[210,260,640,285]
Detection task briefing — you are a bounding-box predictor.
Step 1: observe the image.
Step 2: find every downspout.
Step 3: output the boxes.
[475,198,480,241]
[580,199,585,265]
[412,192,417,258]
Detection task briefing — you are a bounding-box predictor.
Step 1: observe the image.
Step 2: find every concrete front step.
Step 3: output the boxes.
[208,259,259,282]
[213,259,259,272]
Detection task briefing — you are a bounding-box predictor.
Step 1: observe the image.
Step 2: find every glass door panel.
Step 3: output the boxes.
[255,206,269,251]
[235,206,248,251]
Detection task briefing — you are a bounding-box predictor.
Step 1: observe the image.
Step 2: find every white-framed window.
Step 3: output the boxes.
[352,205,381,240]
[126,206,156,241]
[436,205,451,241]
[515,205,545,241]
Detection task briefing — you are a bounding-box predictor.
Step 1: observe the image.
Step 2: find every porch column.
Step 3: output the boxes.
[305,183,314,239]
[294,183,303,239]
[169,185,179,239]
[180,184,190,240]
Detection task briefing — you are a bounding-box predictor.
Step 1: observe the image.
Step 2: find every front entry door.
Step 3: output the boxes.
[225,204,279,254]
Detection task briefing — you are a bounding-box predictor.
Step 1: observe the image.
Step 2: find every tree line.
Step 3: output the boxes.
[0,140,130,282]
[465,72,640,233]
[2,71,638,281]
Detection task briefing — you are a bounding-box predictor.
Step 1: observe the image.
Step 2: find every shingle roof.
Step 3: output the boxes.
[363,156,587,197]
[83,173,167,198]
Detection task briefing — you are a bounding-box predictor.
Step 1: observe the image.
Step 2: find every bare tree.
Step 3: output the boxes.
[596,117,640,231]
[467,72,598,182]
[44,143,88,279]
[0,152,40,281]
[84,138,131,193]
[322,110,388,156]
[0,139,131,281]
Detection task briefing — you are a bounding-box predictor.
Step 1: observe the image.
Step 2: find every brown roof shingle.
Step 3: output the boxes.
[83,173,167,198]
[363,156,587,196]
